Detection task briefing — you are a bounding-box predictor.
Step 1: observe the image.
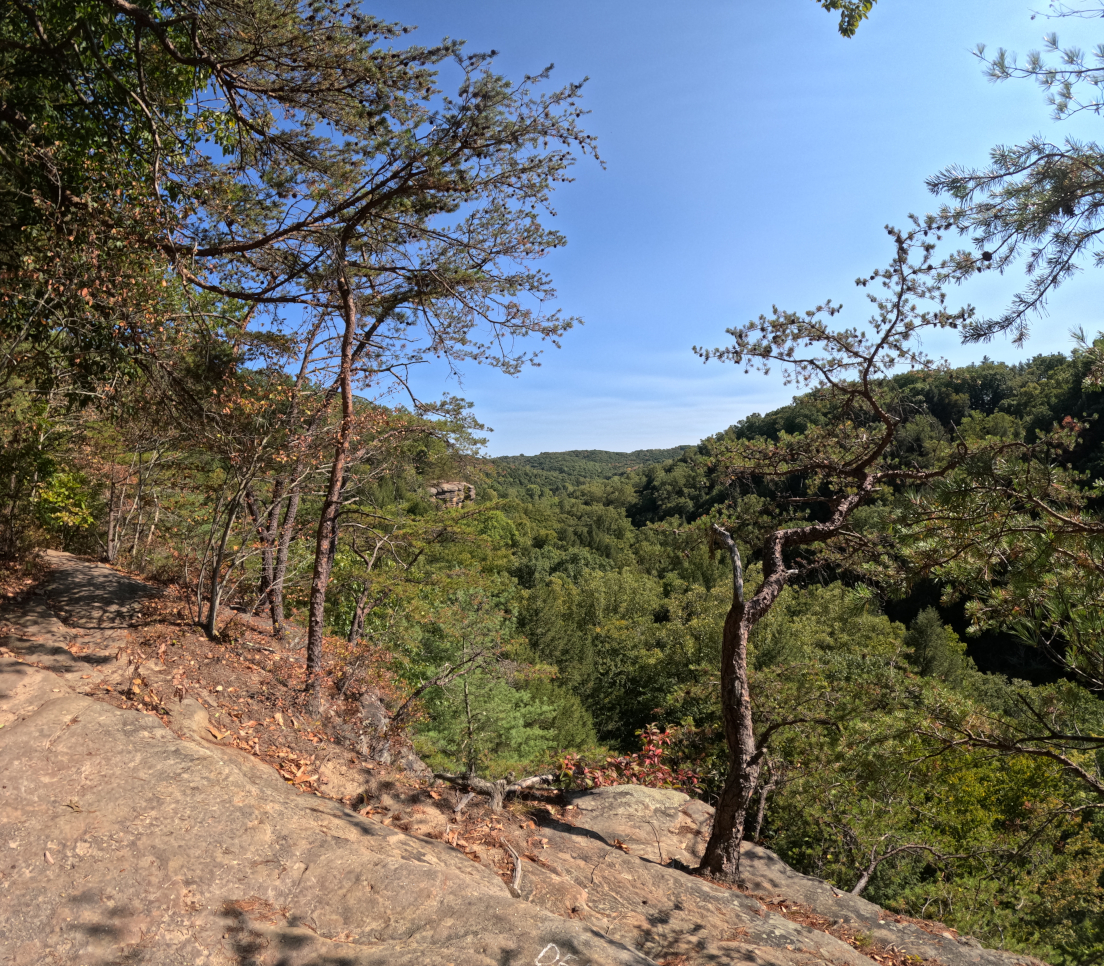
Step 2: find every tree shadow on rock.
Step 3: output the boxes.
[221,899,357,966]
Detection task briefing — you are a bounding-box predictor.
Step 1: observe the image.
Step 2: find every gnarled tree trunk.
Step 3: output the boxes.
[698,525,758,880]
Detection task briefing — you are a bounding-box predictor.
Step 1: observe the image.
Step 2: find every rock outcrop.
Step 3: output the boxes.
[0,670,653,966]
[548,785,1041,966]
[0,553,1046,966]
[427,481,475,506]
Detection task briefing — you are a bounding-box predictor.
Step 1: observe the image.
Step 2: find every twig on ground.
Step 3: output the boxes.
[503,840,522,897]
[454,791,476,817]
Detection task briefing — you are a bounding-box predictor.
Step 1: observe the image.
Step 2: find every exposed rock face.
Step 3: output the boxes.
[549,786,1042,966]
[427,481,475,506]
[352,690,431,777]
[356,690,389,732]
[354,690,393,764]
[0,662,652,966]
[0,554,1046,966]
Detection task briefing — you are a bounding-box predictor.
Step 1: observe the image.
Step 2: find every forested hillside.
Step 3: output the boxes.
[491,447,693,494]
[6,341,1103,961]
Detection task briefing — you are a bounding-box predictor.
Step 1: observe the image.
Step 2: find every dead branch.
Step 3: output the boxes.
[503,840,522,897]
[388,649,491,733]
[434,771,557,812]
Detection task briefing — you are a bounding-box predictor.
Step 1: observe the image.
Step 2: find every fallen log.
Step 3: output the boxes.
[434,771,557,812]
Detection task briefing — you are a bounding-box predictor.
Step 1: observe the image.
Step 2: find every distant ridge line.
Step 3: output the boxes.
[495,446,693,462]
[489,446,695,491]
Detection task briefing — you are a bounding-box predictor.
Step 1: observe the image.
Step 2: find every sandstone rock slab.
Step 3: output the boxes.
[0,669,652,966]
[560,785,1043,966]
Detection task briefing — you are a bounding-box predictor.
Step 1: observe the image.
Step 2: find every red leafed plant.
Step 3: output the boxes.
[561,724,703,795]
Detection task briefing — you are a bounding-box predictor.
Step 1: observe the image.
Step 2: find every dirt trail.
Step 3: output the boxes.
[40,549,157,629]
[0,550,156,680]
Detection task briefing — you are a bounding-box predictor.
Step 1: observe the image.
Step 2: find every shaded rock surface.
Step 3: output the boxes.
[0,555,646,966]
[0,553,1046,966]
[0,677,649,966]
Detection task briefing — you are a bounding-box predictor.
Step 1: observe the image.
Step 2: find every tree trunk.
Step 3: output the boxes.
[463,666,478,775]
[269,483,301,640]
[140,499,159,571]
[698,617,760,880]
[245,485,276,616]
[698,525,760,882]
[347,581,373,645]
[305,267,357,714]
[434,771,557,813]
[105,477,123,563]
[747,766,778,842]
[202,491,242,640]
[268,317,324,640]
[851,867,875,897]
[130,508,144,559]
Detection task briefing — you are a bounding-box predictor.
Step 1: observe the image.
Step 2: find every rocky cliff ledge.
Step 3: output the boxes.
[427,481,476,506]
[0,554,1044,966]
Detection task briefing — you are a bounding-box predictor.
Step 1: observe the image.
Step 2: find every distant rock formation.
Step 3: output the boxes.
[427,481,475,506]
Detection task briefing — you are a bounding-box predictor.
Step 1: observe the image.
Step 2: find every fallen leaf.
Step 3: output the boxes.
[206,725,227,740]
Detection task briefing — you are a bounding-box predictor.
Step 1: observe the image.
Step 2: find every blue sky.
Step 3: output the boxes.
[371,0,1104,456]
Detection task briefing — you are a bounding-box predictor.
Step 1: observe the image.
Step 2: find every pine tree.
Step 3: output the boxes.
[903,608,968,685]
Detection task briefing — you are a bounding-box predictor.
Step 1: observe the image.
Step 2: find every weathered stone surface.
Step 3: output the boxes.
[427,481,475,506]
[560,785,1043,966]
[564,784,712,866]
[356,690,389,731]
[0,556,651,966]
[0,666,651,966]
[165,694,212,741]
[528,797,877,966]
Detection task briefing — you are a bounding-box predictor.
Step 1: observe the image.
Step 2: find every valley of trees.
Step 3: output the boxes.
[3,0,1104,963]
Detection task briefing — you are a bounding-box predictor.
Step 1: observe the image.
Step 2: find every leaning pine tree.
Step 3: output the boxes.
[693,219,995,882]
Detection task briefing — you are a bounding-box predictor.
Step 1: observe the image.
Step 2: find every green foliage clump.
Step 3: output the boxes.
[903,607,970,684]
